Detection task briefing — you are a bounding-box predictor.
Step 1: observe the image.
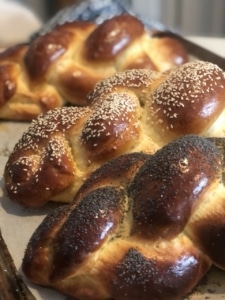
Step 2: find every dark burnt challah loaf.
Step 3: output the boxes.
[0,14,188,120]
[4,61,225,207]
[22,135,225,300]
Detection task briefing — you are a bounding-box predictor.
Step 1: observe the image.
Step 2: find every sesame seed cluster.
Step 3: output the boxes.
[83,92,137,138]
[14,106,91,152]
[88,69,161,102]
[4,60,225,207]
[150,60,225,134]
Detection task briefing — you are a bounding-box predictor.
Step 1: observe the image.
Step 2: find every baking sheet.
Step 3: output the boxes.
[0,37,225,299]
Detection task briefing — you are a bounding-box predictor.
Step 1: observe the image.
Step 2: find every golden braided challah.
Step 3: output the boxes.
[4,60,225,207]
[0,14,188,120]
[22,134,225,300]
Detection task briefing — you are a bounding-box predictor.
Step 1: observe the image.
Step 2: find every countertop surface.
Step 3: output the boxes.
[187,36,225,57]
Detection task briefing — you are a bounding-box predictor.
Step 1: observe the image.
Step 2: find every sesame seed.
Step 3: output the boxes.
[150,60,225,128]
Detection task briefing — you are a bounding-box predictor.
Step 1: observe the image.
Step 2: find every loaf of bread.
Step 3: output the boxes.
[0,14,188,120]
[22,134,225,300]
[4,60,225,207]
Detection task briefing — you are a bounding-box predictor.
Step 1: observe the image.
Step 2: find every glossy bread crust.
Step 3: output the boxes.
[4,61,225,207]
[22,135,225,299]
[0,14,188,120]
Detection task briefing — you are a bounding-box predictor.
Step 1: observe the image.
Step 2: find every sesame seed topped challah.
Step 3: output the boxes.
[22,134,225,300]
[0,14,188,120]
[4,60,225,207]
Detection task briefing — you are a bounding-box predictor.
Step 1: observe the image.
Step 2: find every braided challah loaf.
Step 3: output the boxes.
[0,14,188,120]
[22,134,225,300]
[4,60,225,207]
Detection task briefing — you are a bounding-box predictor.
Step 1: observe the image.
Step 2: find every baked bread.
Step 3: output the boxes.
[0,14,188,120]
[22,135,225,300]
[4,61,225,207]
